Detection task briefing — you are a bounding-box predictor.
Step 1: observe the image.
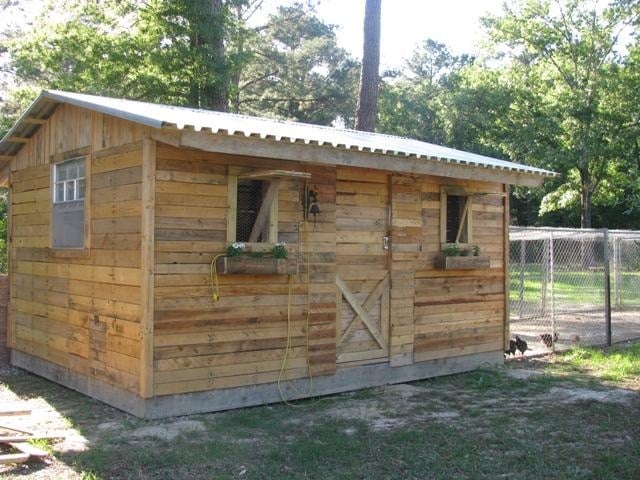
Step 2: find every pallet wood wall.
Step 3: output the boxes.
[335,167,390,367]
[152,144,336,396]
[413,177,506,362]
[7,101,508,403]
[8,104,147,395]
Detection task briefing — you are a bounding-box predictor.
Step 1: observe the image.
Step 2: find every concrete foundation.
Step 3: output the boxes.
[11,349,503,418]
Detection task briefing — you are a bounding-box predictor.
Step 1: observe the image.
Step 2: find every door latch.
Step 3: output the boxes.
[383,235,390,251]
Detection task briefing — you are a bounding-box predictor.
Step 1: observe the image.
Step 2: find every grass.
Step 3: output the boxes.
[557,341,640,384]
[1,343,639,479]
[509,265,640,306]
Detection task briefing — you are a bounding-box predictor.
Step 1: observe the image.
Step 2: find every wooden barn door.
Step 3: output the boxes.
[335,168,391,366]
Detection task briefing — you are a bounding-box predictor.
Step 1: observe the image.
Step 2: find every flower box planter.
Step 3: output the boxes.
[434,255,490,270]
[216,256,298,275]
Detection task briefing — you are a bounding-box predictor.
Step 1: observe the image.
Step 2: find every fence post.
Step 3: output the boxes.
[541,237,548,315]
[519,239,525,319]
[603,229,612,346]
[614,237,621,308]
[549,231,555,352]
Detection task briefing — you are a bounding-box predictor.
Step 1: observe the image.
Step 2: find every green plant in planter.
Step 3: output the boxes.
[271,242,288,259]
[249,251,265,258]
[472,245,481,256]
[442,244,462,256]
[226,242,246,257]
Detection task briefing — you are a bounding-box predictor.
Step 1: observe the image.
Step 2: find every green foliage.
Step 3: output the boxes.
[270,243,288,259]
[2,0,359,126]
[3,0,640,228]
[441,244,462,257]
[480,0,638,227]
[234,3,359,125]
[226,242,245,257]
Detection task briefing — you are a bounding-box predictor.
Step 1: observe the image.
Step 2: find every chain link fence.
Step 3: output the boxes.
[509,227,640,357]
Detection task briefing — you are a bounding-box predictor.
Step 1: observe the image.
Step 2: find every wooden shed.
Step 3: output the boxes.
[0,91,554,417]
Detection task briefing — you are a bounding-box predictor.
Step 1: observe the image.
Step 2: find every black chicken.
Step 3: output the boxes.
[539,332,559,348]
[515,335,529,355]
[504,339,517,357]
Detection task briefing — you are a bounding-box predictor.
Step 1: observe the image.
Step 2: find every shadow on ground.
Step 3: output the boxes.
[0,342,639,480]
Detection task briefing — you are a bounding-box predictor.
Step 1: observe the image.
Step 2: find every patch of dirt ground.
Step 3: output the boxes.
[0,359,638,479]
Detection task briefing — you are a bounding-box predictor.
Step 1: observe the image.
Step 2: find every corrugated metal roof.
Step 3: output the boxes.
[0,90,557,179]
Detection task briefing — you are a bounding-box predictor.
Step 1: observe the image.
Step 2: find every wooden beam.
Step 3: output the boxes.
[226,173,238,243]
[7,137,28,144]
[0,156,13,162]
[239,169,311,179]
[0,163,10,188]
[339,274,389,346]
[454,196,472,244]
[503,183,511,350]
[23,117,47,125]
[336,276,387,351]
[140,138,156,398]
[248,178,280,242]
[159,129,546,187]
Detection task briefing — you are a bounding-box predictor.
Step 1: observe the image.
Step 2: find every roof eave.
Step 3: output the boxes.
[153,127,553,187]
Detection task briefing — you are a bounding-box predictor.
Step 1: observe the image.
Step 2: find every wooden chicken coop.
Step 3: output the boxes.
[0,91,554,417]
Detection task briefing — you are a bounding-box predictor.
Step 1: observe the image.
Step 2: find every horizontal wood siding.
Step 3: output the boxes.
[153,145,336,396]
[335,167,390,367]
[414,177,505,361]
[8,104,146,394]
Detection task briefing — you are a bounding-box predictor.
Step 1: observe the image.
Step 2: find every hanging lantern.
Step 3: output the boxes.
[304,186,320,226]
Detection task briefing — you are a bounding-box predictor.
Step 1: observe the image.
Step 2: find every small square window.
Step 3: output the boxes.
[227,172,280,244]
[441,190,472,246]
[236,179,266,242]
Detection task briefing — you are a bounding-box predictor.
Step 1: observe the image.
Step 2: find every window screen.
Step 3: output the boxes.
[446,194,469,244]
[236,179,265,242]
[53,157,86,248]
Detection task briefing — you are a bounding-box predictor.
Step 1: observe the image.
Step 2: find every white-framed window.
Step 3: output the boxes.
[54,157,85,203]
[52,157,86,248]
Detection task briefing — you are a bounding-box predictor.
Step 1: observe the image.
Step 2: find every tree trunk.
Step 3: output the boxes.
[354,0,381,132]
[580,169,592,228]
[202,0,228,112]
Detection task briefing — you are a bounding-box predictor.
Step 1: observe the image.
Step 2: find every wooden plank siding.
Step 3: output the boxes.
[7,101,508,406]
[413,177,506,362]
[152,145,336,396]
[335,167,390,367]
[8,104,147,395]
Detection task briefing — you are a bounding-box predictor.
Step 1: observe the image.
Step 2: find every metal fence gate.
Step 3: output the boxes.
[509,227,640,356]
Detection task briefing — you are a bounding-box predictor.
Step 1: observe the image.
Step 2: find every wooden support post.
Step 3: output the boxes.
[140,138,156,398]
[504,185,511,349]
[248,178,280,242]
[389,174,419,367]
[603,229,612,346]
[6,170,14,350]
[226,174,237,242]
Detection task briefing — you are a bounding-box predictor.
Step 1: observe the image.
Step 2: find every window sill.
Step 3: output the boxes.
[48,248,91,259]
[434,255,490,270]
[216,256,298,275]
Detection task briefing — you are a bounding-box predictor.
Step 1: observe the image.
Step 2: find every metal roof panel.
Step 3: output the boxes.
[0,90,557,178]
